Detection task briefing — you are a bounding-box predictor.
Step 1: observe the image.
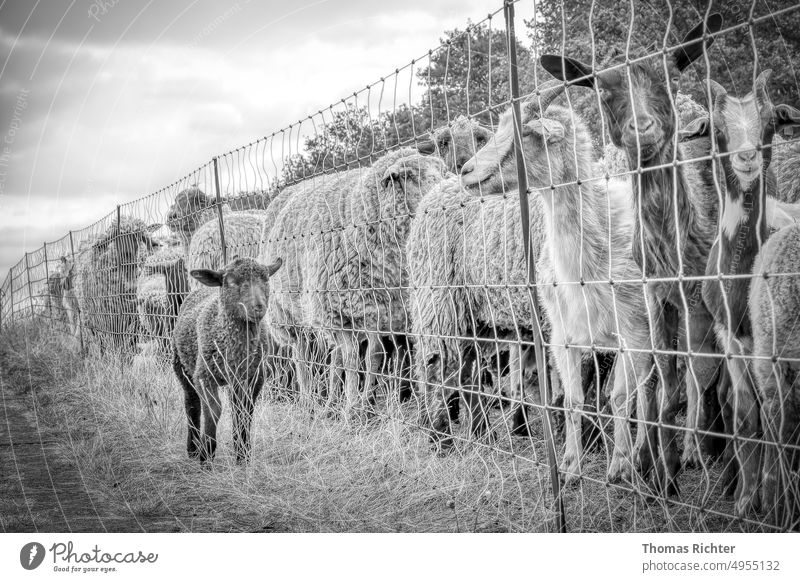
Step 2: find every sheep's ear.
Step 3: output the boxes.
[381,161,418,190]
[416,135,437,155]
[774,104,800,138]
[524,118,565,143]
[191,269,224,287]
[674,13,723,71]
[540,54,594,88]
[265,258,282,277]
[679,116,711,141]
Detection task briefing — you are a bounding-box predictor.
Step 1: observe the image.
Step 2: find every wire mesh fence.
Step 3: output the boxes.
[1,0,800,532]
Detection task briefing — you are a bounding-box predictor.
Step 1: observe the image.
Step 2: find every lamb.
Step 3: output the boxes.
[73,217,160,351]
[685,71,800,515]
[418,115,494,174]
[172,256,282,466]
[541,14,728,495]
[265,148,446,418]
[458,80,654,483]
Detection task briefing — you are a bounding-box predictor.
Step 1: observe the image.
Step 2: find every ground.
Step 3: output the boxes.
[0,319,775,532]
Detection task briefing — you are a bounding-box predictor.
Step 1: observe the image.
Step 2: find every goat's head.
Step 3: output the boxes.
[541,14,722,166]
[459,81,593,196]
[680,70,800,190]
[191,257,282,323]
[166,186,213,239]
[423,116,494,174]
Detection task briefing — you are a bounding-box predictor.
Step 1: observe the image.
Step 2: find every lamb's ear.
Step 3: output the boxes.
[381,160,418,190]
[773,104,800,138]
[191,269,224,287]
[416,135,437,155]
[540,54,594,87]
[524,118,566,143]
[674,13,723,71]
[265,258,282,277]
[679,116,711,141]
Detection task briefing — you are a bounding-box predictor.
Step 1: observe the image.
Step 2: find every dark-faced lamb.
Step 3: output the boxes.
[172,257,282,467]
[541,14,727,495]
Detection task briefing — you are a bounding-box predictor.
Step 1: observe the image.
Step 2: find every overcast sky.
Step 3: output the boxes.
[0,0,536,276]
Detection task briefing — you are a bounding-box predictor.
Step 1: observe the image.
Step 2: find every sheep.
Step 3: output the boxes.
[56,256,80,339]
[417,115,494,174]
[456,80,654,483]
[751,225,800,529]
[44,271,64,323]
[266,148,447,418]
[772,134,800,203]
[172,256,282,466]
[681,70,800,516]
[73,217,160,351]
[541,14,728,496]
[185,212,272,290]
[165,187,218,254]
[136,234,185,347]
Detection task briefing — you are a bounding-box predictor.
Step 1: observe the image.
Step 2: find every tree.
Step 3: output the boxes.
[526,0,800,141]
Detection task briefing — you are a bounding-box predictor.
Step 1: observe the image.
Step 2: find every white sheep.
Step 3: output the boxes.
[418,115,494,174]
[266,148,447,418]
[73,217,160,351]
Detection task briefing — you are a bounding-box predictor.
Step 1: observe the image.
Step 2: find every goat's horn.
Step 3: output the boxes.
[535,79,567,112]
[708,79,727,99]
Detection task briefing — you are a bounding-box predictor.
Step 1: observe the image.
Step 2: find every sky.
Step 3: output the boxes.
[0,0,536,277]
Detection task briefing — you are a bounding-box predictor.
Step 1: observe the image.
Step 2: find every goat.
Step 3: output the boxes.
[541,14,727,496]
[460,81,654,484]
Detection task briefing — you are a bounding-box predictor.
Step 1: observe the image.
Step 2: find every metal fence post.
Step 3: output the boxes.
[504,0,566,533]
[24,252,35,318]
[9,269,14,322]
[115,205,124,348]
[69,230,86,354]
[43,241,52,320]
[213,157,228,265]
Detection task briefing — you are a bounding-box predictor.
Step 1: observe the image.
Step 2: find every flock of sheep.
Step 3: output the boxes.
[38,13,800,530]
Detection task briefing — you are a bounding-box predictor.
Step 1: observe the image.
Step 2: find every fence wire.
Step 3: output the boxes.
[2,0,800,532]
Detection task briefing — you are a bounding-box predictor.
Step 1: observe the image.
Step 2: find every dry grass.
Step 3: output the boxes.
[0,318,769,532]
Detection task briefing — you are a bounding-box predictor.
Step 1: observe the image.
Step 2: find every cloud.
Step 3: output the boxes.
[0,0,536,276]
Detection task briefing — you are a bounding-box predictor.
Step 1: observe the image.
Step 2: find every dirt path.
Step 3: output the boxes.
[0,384,185,533]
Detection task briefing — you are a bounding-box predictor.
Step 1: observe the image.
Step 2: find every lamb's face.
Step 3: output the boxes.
[192,257,282,323]
[166,188,213,239]
[433,118,493,173]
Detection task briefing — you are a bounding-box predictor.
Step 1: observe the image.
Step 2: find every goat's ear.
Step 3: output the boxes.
[524,118,566,143]
[540,54,594,87]
[774,104,800,138]
[416,135,437,155]
[679,116,711,141]
[191,269,223,287]
[265,258,282,277]
[675,13,723,71]
[381,161,418,190]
